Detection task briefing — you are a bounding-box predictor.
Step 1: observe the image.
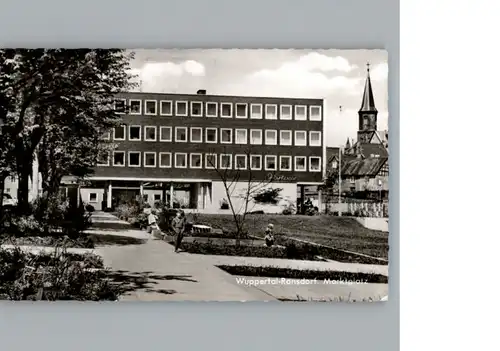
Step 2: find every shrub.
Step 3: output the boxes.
[62,203,92,239]
[85,204,95,212]
[253,188,283,205]
[115,203,139,220]
[0,247,121,301]
[281,201,296,215]
[9,215,41,237]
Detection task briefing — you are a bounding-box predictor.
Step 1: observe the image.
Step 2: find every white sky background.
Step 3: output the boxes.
[128,49,388,147]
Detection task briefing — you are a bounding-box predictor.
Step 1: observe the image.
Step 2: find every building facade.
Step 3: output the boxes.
[81,90,325,213]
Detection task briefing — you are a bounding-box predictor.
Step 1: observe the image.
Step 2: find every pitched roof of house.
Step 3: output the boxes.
[341,157,388,177]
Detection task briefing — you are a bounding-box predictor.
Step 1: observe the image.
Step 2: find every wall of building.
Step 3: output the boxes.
[92,92,324,184]
[79,188,105,211]
[205,181,296,214]
[354,175,389,191]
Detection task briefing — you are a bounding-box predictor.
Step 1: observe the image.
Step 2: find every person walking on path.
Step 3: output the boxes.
[172,210,187,252]
[147,209,159,234]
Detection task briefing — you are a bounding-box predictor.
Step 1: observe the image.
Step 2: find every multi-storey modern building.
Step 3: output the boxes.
[80,90,325,213]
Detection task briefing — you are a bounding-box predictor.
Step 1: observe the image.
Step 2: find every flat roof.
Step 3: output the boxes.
[116,90,324,103]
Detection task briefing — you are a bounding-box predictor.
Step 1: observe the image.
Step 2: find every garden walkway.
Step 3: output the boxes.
[90,212,273,301]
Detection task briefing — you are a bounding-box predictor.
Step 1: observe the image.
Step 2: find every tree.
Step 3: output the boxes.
[205,147,276,246]
[0,49,136,210]
[319,165,340,214]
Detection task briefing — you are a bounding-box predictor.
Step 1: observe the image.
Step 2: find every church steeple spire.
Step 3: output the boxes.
[359,62,377,113]
[357,62,379,143]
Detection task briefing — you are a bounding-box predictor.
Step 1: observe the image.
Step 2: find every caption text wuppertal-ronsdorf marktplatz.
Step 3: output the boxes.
[235,278,369,286]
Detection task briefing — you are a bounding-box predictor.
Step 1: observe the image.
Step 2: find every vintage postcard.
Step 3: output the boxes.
[0,49,389,302]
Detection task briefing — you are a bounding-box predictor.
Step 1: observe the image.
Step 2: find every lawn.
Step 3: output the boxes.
[191,214,389,259]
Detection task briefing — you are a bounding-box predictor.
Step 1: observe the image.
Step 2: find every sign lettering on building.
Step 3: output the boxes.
[266,173,297,182]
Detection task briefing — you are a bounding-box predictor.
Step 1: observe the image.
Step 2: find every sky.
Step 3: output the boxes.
[127,49,388,147]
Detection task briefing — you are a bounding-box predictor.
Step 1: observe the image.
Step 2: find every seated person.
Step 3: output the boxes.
[264,223,275,247]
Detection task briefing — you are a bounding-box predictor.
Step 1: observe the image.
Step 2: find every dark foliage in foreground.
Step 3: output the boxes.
[0,247,122,301]
[167,238,387,265]
[217,265,388,284]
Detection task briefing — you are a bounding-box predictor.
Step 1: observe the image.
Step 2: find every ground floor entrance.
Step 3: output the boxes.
[77,180,212,211]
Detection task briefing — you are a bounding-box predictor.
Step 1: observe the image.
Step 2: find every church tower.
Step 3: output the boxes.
[357,63,378,144]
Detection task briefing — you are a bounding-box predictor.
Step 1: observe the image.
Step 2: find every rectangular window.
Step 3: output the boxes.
[221,103,232,118]
[279,156,292,171]
[295,105,307,120]
[154,194,161,201]
[191,101,203,117]
[265,104,278,120]
[265,155,277,171]
[235,103,248,118]
[145,100,157,115]
[295,130,307,146]
[235,129,247,144]
[114,99,126,114]
[160,126,172,142]
[144,126,157,141]
[250,104,262,119]
[129,125,141,141]
[280,105,292,120]
[265,129,277,145]
[89,193,98,203]
[309,157,321,172]
[280,130,292,146]
[309,131,322,146]
[250,155,262,170]
[206,102,218,117]
[129,99,142,115]
[220,154,232,169]
[250,129,262,145]
[128,151,141,167]
[309,106,322,121]
[113,151,125,167]
[190,153,202,169]
[175,127,188,142]
[96,151,110,167]
[205,154,217,169]
[235,154,247,170]
[295,156,306,172]
[144,152,156,168]
[175,153,187,168]
[190,127,203,143]
[160,100,173,116]
[205,128,217,143]
[113,125,126,141]
[176,101,188,116]
[221,128,232,144]
[159,152,172,168]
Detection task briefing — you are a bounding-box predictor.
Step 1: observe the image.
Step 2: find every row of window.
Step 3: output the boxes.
[115,99,322,121]
[104,126,322,147]
[98,152,322,172]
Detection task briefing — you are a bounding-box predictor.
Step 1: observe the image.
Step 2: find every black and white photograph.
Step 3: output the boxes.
[0,49,389,302]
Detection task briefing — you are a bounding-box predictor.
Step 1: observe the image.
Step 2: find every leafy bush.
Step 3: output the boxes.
[85,204,95,212]
[115,203,139,220]
[0,247,120,301]
[9,215,42,237]
[61,202,92,239]
[281,201,296,215]
[253,188,283,205]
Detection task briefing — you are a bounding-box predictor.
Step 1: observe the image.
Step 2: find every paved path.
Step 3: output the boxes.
[89,212,272,301]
